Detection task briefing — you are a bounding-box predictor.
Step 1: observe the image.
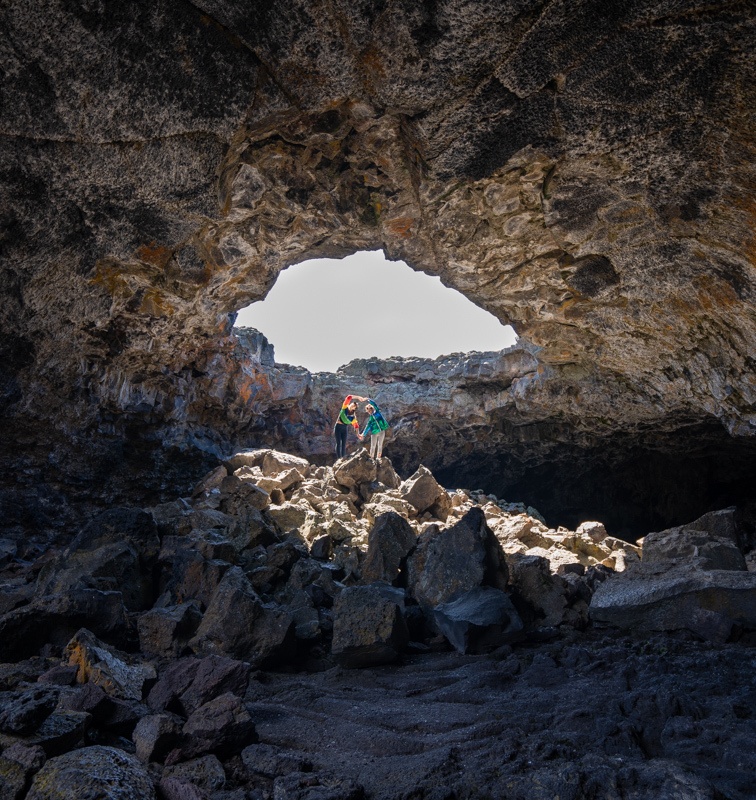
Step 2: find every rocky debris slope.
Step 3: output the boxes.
[0,449,755,798]
[1,2,755,539]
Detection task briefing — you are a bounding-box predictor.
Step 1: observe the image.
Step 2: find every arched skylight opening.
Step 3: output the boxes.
[234,251,517,373]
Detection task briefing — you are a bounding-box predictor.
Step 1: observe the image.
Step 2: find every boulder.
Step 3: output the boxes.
[189,568,294,667]
[590,562,756,642]
[37,664,78,686]
[361,511,417,586]
[241,742,311,779]
[176,692,256,761]
[138,601,203,658]
[0,710,91,757]
[331,583,409,668]
[407,508,508,609]
[132,713,182,763]
[506,554,567,628]
[64,628,156,701]
[333,450,378,490]
[375,457,401,490]
[163,754,226,792]
[642,508,746,571]
[157,545,233,609]
[0,754,26,800]
[267,502,313,535]
[192,465,228,497]
[256,468,304,494]
[36,541,154,613]
[433,587,524,654]
[58,682,142,737]
[262,450,310,479]
[0,744,45,800]
[218,475,271,512]
[0,686,59,735]
[26,746,155,800]
[224,449,269,472]
[399,466,450,518]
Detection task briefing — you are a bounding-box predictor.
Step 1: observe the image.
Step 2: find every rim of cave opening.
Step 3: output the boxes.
[233,250,518,373]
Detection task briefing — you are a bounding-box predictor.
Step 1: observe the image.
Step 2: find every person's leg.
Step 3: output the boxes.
[376,429,386,459]
[370,433,378,458]
[335,425,347,459]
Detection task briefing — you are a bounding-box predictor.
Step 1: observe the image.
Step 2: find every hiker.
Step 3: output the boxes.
[333,394,367,460]
[360,398,389,459]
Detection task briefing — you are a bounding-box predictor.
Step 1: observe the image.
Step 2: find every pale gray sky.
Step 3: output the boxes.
[234,250,517,373]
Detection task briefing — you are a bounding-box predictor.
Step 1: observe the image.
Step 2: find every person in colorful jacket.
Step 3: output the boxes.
[360,398,389,459]
[333,394,367,460]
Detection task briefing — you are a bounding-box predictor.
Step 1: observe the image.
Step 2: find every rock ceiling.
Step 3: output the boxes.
[1,1,754,533]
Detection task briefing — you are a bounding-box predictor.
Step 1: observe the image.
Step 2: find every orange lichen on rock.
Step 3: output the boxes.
[385,217,416,238]
[136,242,173,269]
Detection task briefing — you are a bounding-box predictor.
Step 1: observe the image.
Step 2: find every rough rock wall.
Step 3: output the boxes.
[1,1,755,534]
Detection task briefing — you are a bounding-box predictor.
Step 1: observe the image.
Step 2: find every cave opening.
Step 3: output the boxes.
[233,250,517,372]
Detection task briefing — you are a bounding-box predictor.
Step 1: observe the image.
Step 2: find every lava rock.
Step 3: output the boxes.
[361,511,417,586]
[0,686,59,735]
[433,586,524,654]
[407,507,508,609]
[137,601,203,659]
[64,628,156,701]
[176,692,257,761]
[590,562,756,642]
[189,568,294,666]
[331,583,409,668]
[26,745,155,800]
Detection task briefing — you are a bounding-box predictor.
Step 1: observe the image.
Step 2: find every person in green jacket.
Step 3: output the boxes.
[360,399,389,459]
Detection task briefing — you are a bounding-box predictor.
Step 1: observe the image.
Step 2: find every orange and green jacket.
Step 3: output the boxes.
[335,395,360,430]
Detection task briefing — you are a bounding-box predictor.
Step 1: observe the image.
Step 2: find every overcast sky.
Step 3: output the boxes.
[234,250,517,373]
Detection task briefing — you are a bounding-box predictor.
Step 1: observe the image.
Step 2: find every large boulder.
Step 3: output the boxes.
[590,562,756,642]
[333,450,378,490]
[433,587,524,654]
[0,686,59,736]
[189,568,294,666]
[331,584,409,668]
[176,692,256,761]
[218,474,271,512]
[26,746,155,800]
[132,713,182,763]
[407,508,508,609]
[642,507,746,571]
[399,466,451,518]
[147,654,250,717]
[360,511,417,585]
[507,553,568,628]
[137,602,203,659]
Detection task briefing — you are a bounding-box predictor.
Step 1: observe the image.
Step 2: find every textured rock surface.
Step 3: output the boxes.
[1,2,754,542]
[26,746,155,800]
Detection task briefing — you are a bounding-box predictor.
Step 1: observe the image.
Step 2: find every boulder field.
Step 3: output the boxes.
[0,448,755,799]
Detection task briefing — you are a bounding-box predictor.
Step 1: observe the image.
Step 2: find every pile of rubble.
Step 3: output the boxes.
[1,449,755,798]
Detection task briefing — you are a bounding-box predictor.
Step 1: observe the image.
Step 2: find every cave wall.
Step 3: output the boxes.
[1,0,755,536]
